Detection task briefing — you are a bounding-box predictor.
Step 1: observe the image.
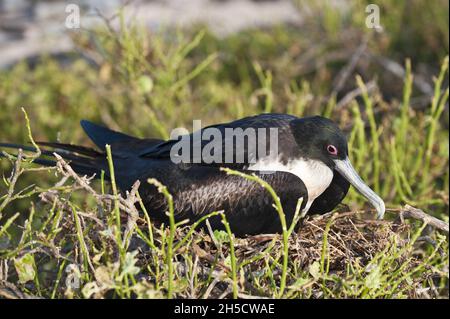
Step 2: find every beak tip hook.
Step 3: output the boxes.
[376,201,386,220]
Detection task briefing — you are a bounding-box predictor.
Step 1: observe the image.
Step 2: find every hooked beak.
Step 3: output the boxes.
[334,157,385,219]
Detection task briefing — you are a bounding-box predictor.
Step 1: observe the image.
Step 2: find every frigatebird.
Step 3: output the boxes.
[0,113,385,236]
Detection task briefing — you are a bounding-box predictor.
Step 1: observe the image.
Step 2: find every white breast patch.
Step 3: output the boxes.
[248,157,334,213]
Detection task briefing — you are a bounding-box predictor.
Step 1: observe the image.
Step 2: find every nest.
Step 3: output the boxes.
[188,211,407,265]
[149,209,447,299]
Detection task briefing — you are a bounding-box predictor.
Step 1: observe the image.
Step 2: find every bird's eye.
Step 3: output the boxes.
[327,144,338,156]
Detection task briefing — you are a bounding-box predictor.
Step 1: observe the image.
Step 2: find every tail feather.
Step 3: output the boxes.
[1,120,151,179]
[0,142,73,160]
[36,142,103,157]
[0,142,104,177]
[80,120,140,151]
[0,143,41,154]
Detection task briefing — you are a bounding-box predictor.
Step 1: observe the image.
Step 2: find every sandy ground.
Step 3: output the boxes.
[0,0,303,68]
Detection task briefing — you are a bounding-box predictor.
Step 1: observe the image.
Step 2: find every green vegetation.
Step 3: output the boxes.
[0,1,448,299]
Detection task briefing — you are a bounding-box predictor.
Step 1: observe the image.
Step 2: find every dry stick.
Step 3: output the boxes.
[54,154,133,212]
[0,150,23,216]
[372,54,434,95]
[332,36,369,95]
[237,292,270,300]
[312,208,448,235]
[202,276,222,299]
[123,181,141,246]
[0,280,43,299]
[0,287,18,299]
[399,205,449,234]
[335,80,377,110]
[0,281,24,299]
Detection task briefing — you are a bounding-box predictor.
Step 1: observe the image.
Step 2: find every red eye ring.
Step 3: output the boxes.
[327,145,338,156]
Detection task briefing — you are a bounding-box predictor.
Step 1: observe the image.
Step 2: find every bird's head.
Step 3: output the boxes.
[291,116,385,219]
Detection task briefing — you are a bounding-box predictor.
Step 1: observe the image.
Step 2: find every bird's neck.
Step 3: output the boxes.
[248,156,334,210]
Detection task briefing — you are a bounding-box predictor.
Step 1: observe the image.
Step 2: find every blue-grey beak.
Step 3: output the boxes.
[334,157,385,219]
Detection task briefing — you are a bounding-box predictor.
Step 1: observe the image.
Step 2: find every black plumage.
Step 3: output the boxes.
[1,113,385,236]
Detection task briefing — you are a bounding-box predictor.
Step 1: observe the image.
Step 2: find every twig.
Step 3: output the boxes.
[53,154,134,212]
[335,80,377,110]
[202,276,221,299]
[0,150,24,217]
[237,292,270,299]
[372,54,433,95]
[332,36,369,95]
[0,280,41,299]
[400,205,449,234]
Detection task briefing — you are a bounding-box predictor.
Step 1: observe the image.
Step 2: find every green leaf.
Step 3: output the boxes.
[14,253,36,283]
[213,230,230,244]
[137,75,153,94]
[82,282,101,299]
[364,264,381,290]
[289,277,310,289]
[309,261,321,280]
[118,251,140,280]
[223,255,231,268]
